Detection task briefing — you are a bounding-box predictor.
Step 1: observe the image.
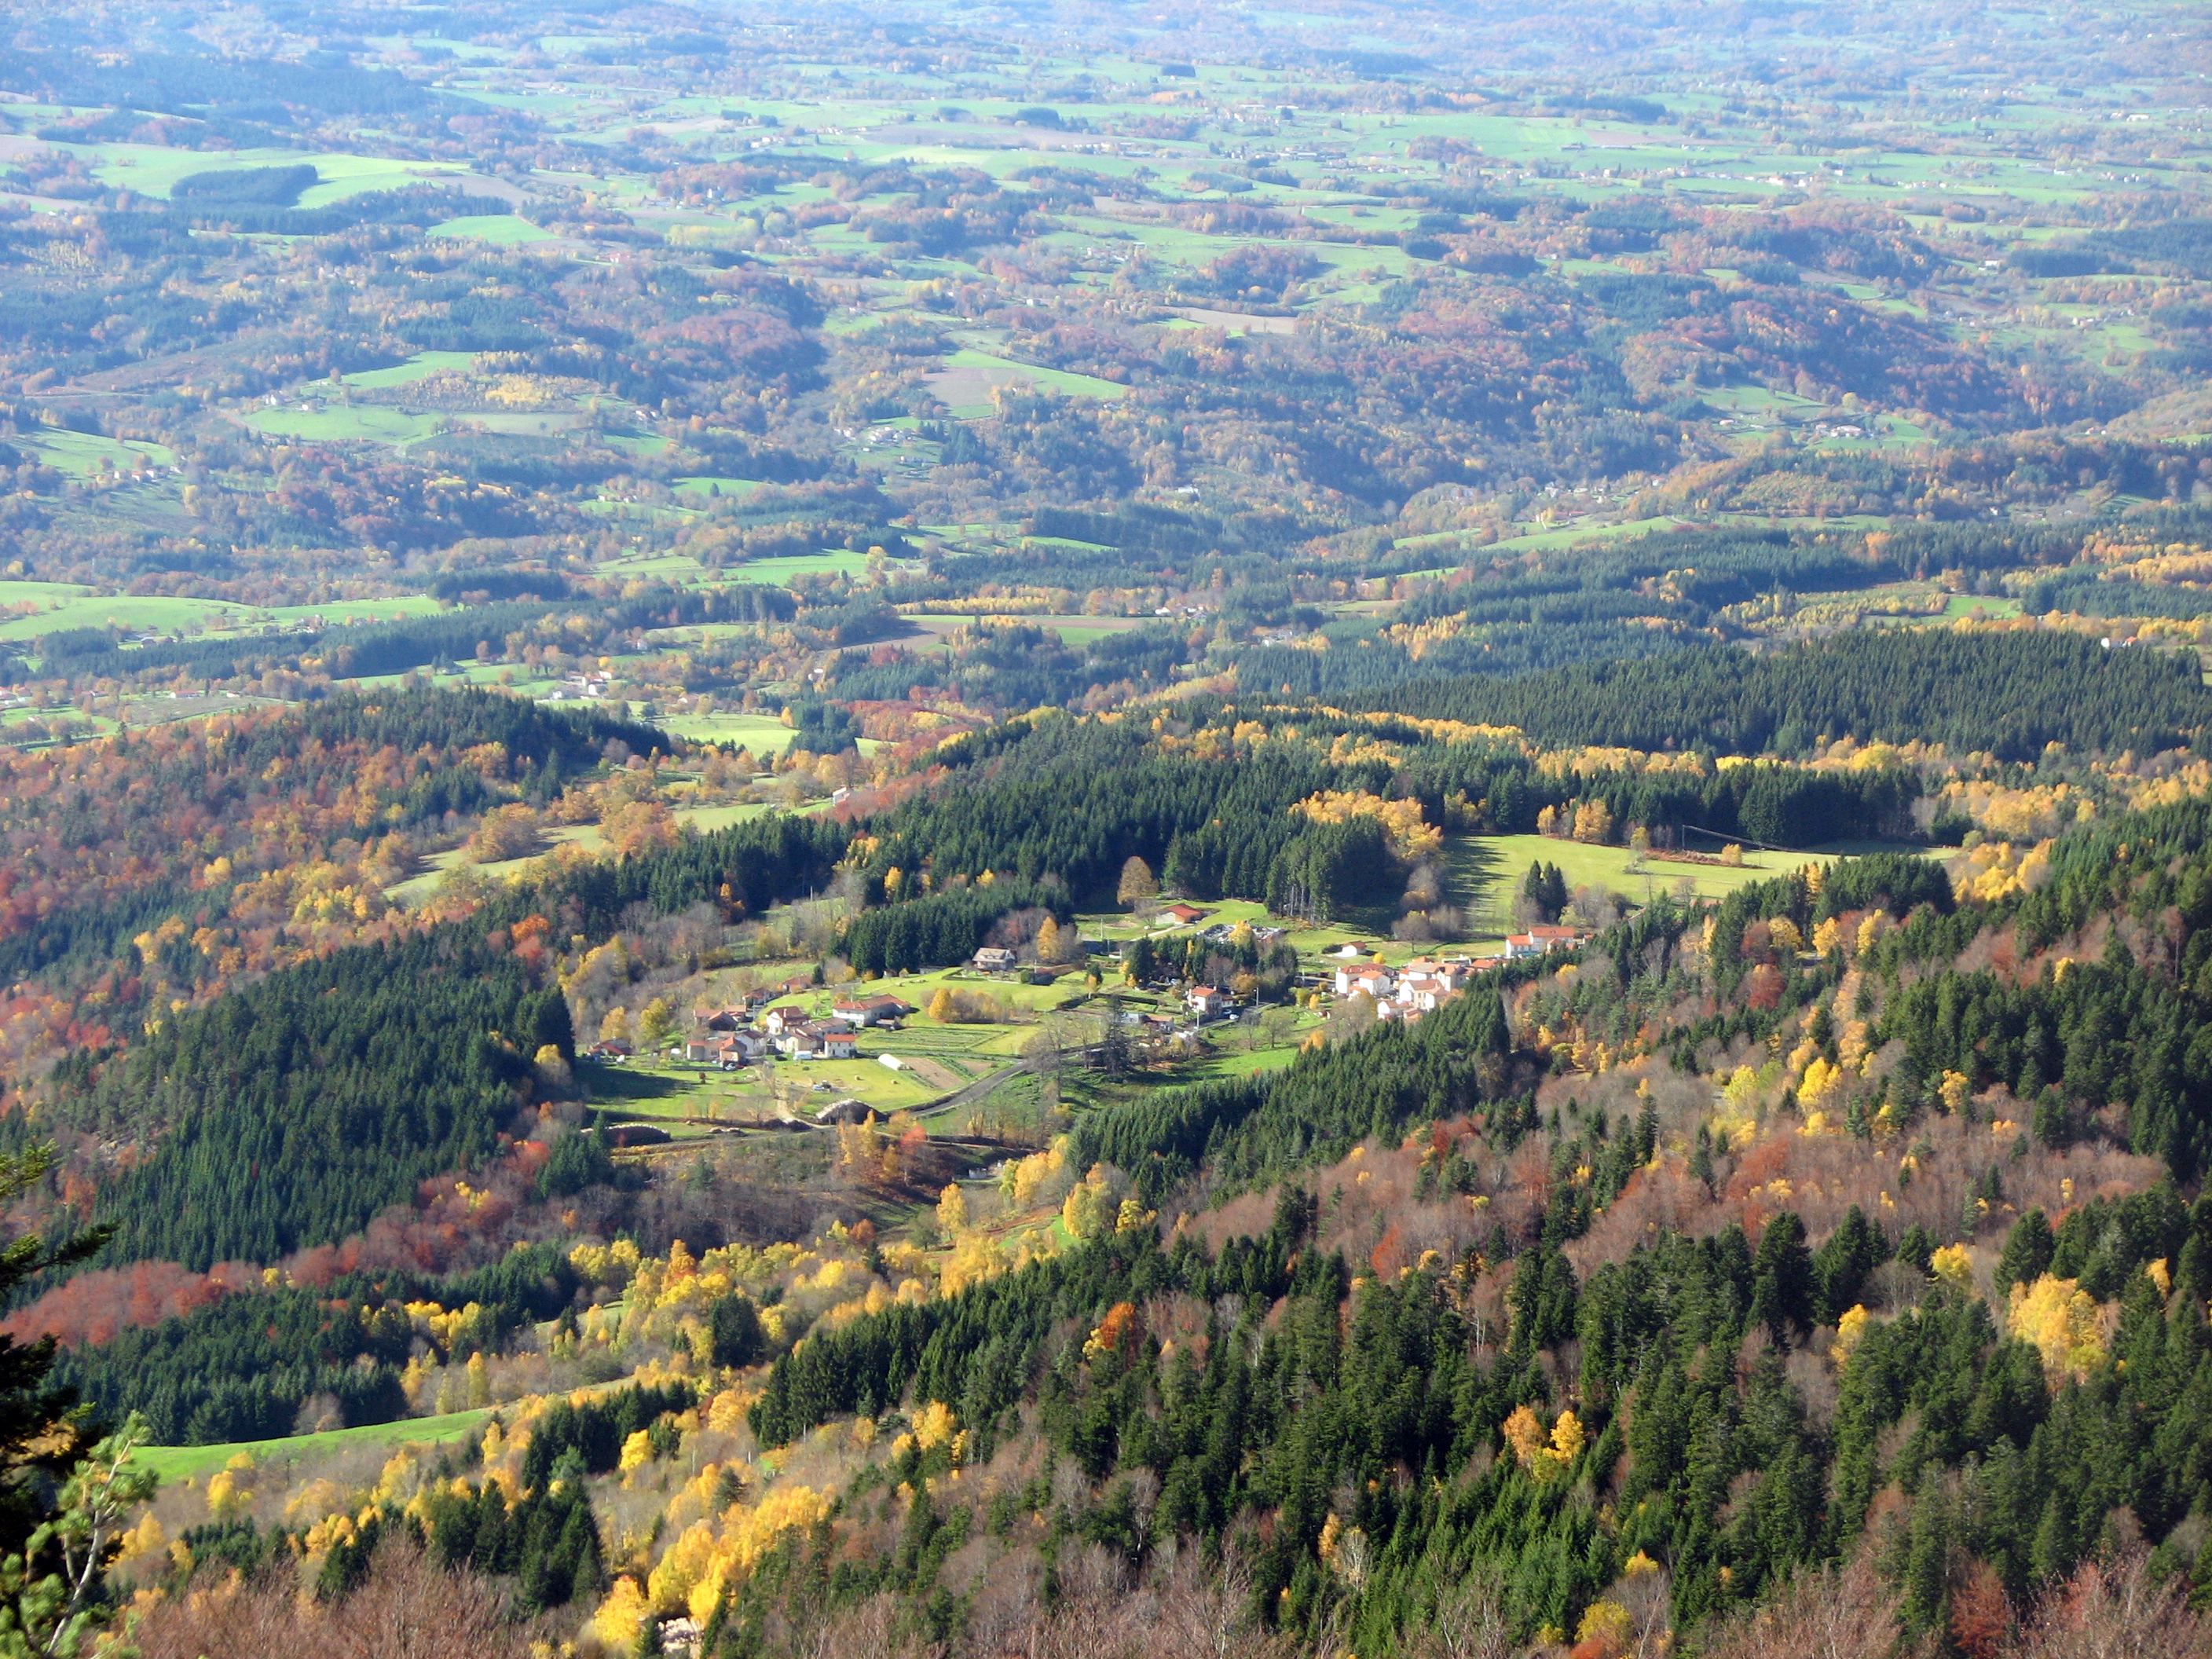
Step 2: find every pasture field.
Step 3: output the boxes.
[650,709,800,751]
[244,405,442,445]
[0,588,445,643]
[21,428,175,477]
[927,350,1130,418]
[131,1408,494,1484]
[1,594,235,641]
[1445,833,1875,929]
[343,351,478,389]
[673,476,767,500]
[427,214,552,245]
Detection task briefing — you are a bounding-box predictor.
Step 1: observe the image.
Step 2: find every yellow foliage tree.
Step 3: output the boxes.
[2008,1273,2108,1382]
[1036,915,1069,964]
[1796,1057,1839,1109]
[1576,1600,1632,1656]
[936,1182,969,1236]
[1292,790,1441,860]
[592,1576,650,1647]
[1501,1404,1583,1480]
[1832,1304,1870,1366]
[1061,1167,1112,1240]
[1502,1404,1548,1467]
[911,1401,958,1450]
[1549,1408,1584,1464]
[204,1462,252,1520]
[1006,1137,1071,1210]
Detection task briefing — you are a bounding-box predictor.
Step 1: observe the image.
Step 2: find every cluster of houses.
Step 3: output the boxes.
[589,986,914,1069]
[545,671,613,701]
[1328,925,1587,1023]
[579,913,1590,1078]
[1199,919,1288,948]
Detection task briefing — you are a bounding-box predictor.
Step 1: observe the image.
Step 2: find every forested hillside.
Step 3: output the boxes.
[1377,630,2212,761]
[10,1,2212,1656]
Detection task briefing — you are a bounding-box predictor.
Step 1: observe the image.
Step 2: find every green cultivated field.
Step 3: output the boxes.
[23,429,175,478]
[1,594,236,642]
[674,476,767,500]
[651,709,802,751]
[246,405,442,445]
[428,214,553,245]
[0,587,445,643]
[1448,833,1866,927]
[132,1408,493,1483]
[344,351,478,388]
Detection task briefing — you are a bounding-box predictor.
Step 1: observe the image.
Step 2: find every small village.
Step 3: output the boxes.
[576,897,1598,1145]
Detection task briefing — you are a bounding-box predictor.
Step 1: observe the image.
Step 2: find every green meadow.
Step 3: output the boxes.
[246,405,443,445]
[428,214,553,245]
[343,352,478,389]
[22,429,175,478]
[131,1408,494,1484]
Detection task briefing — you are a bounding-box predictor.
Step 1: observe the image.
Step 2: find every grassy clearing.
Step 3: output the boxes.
[593,553,705,582]
[471,412,587,438]
[672,801,778,833]
[1939,594,2024,620]
[0,588,445,643]
[1445,833,1870,925]
[22,428,175,478]
[293,153,478,208]
[132,1408,493,1484]
[344,351,478,389]
[1392,515,1688,567]
[80,146,474,205]
[673,476,766,500]
[1,595,236,642]
[428,214,553,245]
[926,350,1129,416]
[263,595,445,626]
[384,800,791,904]
[650,710,799,751]
[245,405,442,445]
[0,581,93,606]
[719,551,875,584]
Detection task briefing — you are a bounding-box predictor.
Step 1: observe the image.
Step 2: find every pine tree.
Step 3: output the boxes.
[1995,1209,2056,1294]
[1749,1212,1815,1348]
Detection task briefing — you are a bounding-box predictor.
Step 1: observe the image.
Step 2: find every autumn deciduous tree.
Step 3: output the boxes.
[1117,855,1159,908]
[637,997,676,1053]
[465,803,545,864]
[1037,914,1069,964]
[1698,1555,1923,1659]
[1572,799,1615,844]
[131,1539,539,1659]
